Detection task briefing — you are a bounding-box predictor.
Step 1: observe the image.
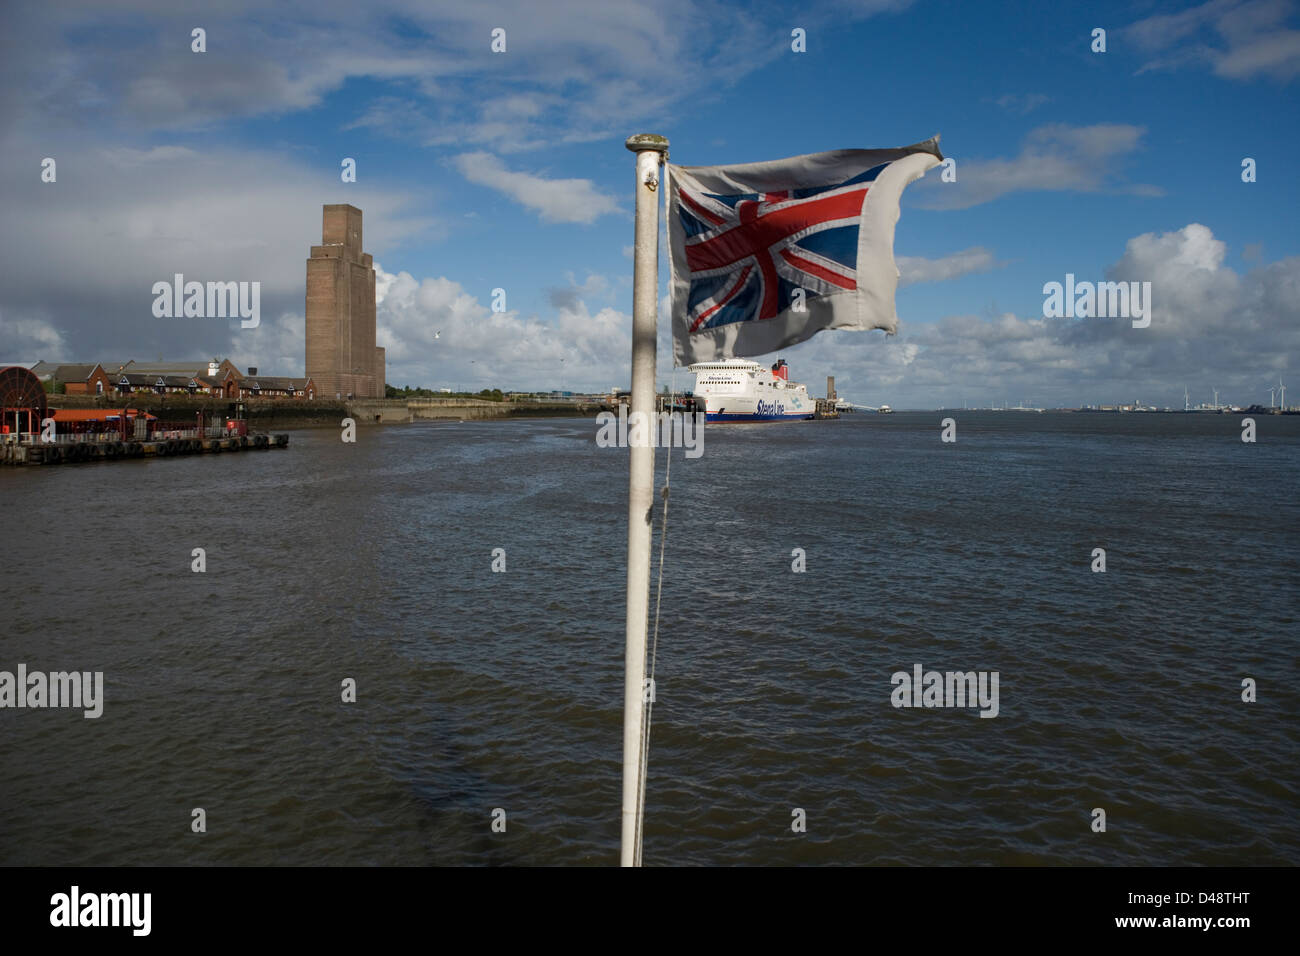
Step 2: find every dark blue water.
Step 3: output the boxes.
[1,411,1296,865]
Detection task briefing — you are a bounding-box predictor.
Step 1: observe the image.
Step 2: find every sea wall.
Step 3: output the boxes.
[47,394,610,426]
[345,398,610,422]
[48,393,348,426]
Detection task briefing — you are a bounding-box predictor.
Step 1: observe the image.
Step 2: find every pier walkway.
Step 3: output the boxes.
[1,432,289,466]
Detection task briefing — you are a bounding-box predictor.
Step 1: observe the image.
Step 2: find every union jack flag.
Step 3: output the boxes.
[667,139,942,365]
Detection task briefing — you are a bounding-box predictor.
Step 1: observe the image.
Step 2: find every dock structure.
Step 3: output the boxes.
[2,366,289,467]
[2,432,289,466]
[815,377,840,419]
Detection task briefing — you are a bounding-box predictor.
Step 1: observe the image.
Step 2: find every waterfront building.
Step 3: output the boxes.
[306,204,384,400]
[233,376,315,400]
[30,363,112,395]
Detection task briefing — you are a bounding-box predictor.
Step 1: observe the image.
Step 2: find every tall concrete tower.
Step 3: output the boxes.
[306,204,385,399]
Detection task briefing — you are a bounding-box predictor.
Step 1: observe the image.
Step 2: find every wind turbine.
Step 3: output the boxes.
[1183,386,1190,412]
[1280,377,1287,411]
[1269,385,1276,409]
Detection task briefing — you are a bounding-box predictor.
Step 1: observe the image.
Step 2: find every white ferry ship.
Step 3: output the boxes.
[688,358,815,423]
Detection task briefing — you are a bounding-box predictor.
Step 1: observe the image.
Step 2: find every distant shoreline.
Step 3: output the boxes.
[46,393,1296,427]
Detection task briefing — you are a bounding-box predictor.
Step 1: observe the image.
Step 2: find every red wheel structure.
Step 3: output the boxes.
[0,366,47,436]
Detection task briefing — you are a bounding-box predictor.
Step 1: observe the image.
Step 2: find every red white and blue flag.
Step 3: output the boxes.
[667,138,942,365]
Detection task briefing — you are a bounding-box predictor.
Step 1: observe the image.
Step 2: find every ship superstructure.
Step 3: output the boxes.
[688,358,815,422]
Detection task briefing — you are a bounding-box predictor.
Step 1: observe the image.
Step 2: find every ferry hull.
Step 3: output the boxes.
[707,411,813,423]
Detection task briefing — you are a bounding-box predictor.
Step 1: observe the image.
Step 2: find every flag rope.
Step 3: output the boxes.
[634,366,676,866]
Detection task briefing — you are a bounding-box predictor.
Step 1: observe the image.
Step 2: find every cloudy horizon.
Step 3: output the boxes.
[1,0,1296,408]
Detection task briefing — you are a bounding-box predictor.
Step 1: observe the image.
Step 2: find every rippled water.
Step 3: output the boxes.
[1,411,1297,865]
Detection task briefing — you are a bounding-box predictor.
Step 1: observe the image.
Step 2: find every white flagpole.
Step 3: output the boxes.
[621,132,669,867]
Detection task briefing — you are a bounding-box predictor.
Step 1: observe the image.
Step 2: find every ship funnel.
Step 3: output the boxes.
[771,359,789,381]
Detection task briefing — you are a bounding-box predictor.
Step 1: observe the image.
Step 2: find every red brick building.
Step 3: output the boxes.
[30,362,113,395]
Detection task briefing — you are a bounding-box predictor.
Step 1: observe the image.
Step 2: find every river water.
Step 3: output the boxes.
[1,411,1296,865]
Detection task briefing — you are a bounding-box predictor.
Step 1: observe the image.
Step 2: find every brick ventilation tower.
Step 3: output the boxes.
[306,204,385,399]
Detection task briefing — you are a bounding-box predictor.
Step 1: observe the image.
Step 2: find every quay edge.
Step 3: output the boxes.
[1,433,289,467]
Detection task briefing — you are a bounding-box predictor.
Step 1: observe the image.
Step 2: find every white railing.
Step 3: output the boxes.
[5,429,214,445]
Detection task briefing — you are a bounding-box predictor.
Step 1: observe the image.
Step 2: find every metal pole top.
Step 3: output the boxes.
[625,133,670,155]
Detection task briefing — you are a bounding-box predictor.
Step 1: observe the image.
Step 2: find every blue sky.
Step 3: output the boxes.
[1,0,1297,407]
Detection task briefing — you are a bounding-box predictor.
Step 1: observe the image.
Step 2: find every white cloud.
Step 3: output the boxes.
[719,224,1297,409]
[373,264,630,390]
[897,247,1002,286]
[548,273,613,311]
[1,1,916,153]
[990,93,1050,114]
[0,128,434,366]
[226,312,306,377]
[453,152,620,224]
[0,312,69,360]
[98,146,199,166]
[1126,0,1300,81]
[915,124,1160,210]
